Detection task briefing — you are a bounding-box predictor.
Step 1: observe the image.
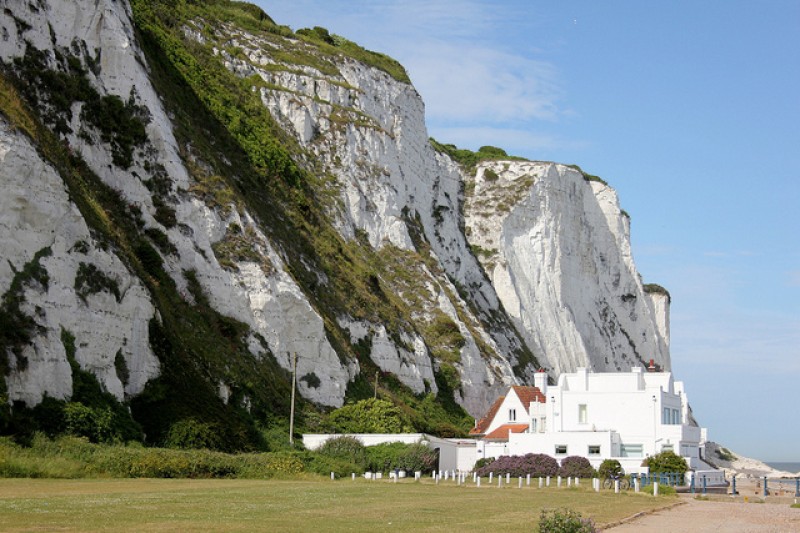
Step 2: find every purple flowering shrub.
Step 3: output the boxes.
[558,456,596,478]
[474,453,559,477]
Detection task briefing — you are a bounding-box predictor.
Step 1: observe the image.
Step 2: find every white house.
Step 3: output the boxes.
[469,384,547,459]
[473,366,713,474]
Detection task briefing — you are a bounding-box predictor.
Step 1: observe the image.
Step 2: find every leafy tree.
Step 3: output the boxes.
[598,459,624,479]
[641,451,688,474]
[326,398,411,433]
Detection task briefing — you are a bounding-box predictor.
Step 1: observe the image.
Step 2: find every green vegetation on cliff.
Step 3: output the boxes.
[430,138,528,171]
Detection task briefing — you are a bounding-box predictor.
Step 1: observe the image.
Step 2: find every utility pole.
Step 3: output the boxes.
[374,370,379,399]
[289,352,297,446]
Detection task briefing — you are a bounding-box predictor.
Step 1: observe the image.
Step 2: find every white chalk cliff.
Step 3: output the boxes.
[0,0,670,423]
[464,162,669,375]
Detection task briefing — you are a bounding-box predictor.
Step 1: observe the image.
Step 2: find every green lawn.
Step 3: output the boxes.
[0,478,676,532]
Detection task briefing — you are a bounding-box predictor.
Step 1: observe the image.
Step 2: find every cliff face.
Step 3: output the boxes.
[0,0,669,441]
[464,162,669,375]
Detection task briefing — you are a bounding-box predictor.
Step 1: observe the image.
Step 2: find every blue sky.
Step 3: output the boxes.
[257,1,800,462]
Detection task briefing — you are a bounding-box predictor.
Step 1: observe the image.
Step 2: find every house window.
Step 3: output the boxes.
[672,409,680,424]
[588,445,601,456]
[555,445,567,455]
[509,408,516,422]
[578,404,587,424]
[662,407,670,424]
[531,419,537,432]
[620,444,643,457]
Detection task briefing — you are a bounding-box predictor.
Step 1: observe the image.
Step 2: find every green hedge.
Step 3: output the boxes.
[0,435,316,479]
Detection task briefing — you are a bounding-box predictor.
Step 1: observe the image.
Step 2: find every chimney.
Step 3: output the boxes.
[647,359,656,372]
[534,368,548,396]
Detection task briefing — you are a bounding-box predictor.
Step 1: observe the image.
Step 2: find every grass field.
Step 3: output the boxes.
[0,477,677,532]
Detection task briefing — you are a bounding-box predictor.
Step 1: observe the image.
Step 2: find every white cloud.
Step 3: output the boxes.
[261,0,566,138]
[405,42,561,124]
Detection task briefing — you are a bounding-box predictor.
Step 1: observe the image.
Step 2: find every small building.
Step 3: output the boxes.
[473,366,713,474]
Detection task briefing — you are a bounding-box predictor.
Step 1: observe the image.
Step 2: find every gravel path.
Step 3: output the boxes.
[606,496,800,532]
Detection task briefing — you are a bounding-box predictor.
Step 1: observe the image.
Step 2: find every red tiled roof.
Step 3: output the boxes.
[483,423,529,441]
[511,386,546,413]
[470,395,505,435]
[470,386,546,436]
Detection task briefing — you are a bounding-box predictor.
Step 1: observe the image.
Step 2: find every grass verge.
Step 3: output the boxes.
[0,478,676,532]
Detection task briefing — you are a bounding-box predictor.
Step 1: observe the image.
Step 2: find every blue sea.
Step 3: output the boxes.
[766,462,800,474]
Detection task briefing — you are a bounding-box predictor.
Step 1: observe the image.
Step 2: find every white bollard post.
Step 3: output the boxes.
[432,471,436,479]
[436,474,440,485]
[614,479,620,494]
[527,474,531,486]
[654,482,659,497]
[489,472,493,483]
[576,478,580,487]
[567,477,572,488]
[539,477,544,488]
[506,473,510,484]
[457,474,461,486]
[634,478,640,493]
[473,472,477,483]
[477,476,481,487]
[557,476,562,488]
[498,476,502,488]
[352,472,356,481]
[546,476,551,487]
[444,471,448,481]
[519,477,523,488]
[331,472,335,480]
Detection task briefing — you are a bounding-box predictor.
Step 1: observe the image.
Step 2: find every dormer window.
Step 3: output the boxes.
[509,408,516,422]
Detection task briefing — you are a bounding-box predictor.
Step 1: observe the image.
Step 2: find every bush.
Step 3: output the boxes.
[558,456,596,478]
[475,453,559,478]
[397,442,437,473]
[538,508,596,533]
[62,402,113,443]
[641,451,687,474]
[365,442,405,472]
[326,398,410,433]
[317,436,368,469]
[298,451,361,477]
[164,418,224,450]
[363,441,436,473]
[598,459,624,479]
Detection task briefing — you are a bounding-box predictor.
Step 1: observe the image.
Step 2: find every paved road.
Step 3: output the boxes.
[606,496,800,532]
